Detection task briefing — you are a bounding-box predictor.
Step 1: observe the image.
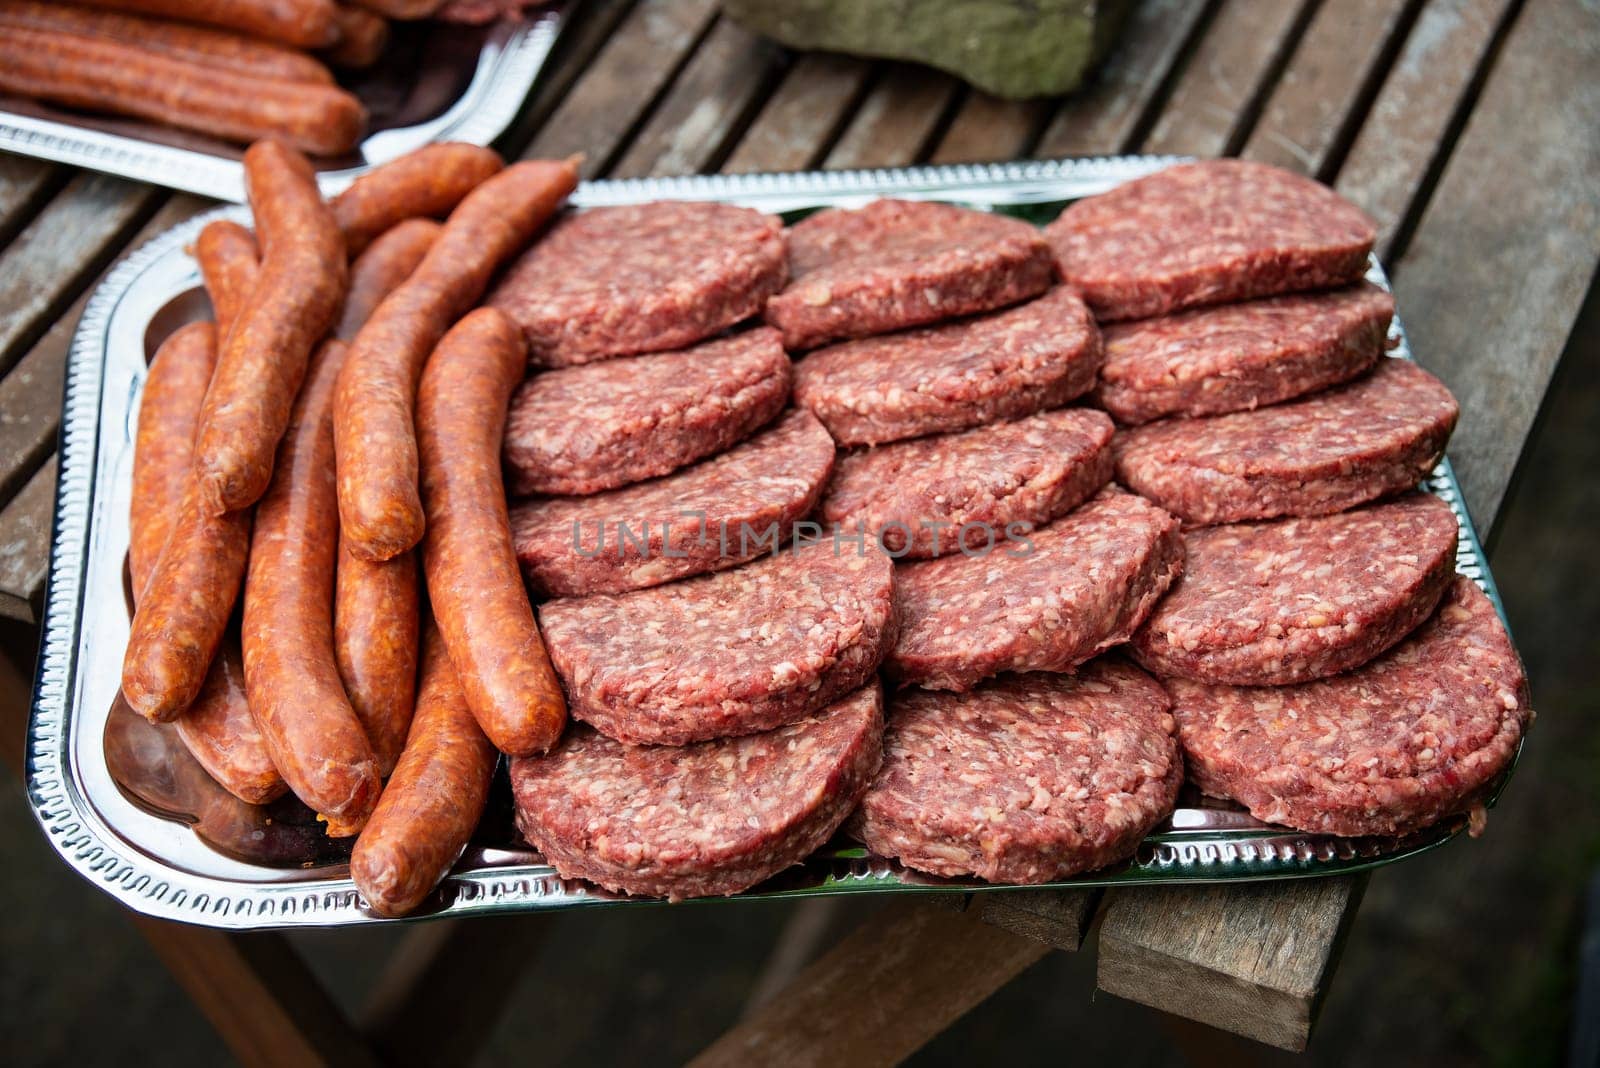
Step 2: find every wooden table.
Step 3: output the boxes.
[1,0,1595,1062]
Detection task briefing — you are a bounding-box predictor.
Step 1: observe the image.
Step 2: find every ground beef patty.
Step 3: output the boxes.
[887,488,1183,691]
[819,409,1114,559]
[1096,283,1395,425]
[793,286,1101,446]
[1046,159,1377,322]
[1132,493,1459,685]
[1171,577,1530,837]
[849,661,1180,883]
[490,201,787,366]
[765,199,1055,350]
[511,683,884,901]
[503,327,791,496]
[538,539,895,745]
[511,409,835,597]
[1113,359,1459,526]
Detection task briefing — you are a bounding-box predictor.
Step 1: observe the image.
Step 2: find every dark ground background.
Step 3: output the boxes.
[2,279,1595,1067]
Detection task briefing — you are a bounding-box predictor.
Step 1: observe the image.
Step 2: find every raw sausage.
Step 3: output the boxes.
[335,218,439,340]
[332,220,435,774]
[323,4,387,68]
[175,641,288,805]
[418,308,566,756]
[0,1,335,84]
[129,321,218,598]
[195,140,347,515]
[334,158,576,561]
[331,142,503,256]
[193,219,260,340]
[351,0,444,19]
[243,339,381,836]
[349,627,497,918]
[0,29,364,156]
[80,0,342,48]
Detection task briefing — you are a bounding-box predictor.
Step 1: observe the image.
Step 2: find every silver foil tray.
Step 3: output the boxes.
[26,156,1518,929]
[0,10,564,202]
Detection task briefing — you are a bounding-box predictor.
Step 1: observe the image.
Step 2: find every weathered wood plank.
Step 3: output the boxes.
[722,53,872,174]
[975,888,1098,952]
[690,900,1050,1067]
[503,0,636,158]
[928,94,1049,164]
[1034,0,1215,157]
[0,155,61,252]
[0,172,163,376]
[1336,0,1518,259]
[0,455,56,623]
[1391,0,1600,531]
[1141,0,1316,158]
[522,0,719,178]
[1240,0,1422,178]
[610,17,785,178]
[823,65,961,170]
[1098,878,1363,1052]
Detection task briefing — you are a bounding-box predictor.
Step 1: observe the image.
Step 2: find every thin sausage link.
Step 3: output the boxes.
[175,640,288,805]
[335,218,439,341]
[243,339,381,836]
[331,142,503,256]
[79,0,341,48]
[351,0,445,19]
[323,4,387,68]
[195,140,347,515]
[334,158,577,560]
[350,626,496,917]
[193,220,261,342]
[419,308,566,755]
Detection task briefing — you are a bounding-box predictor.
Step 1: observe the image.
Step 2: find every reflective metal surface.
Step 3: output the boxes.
[26,156,1518,928]
[0,11,564,202]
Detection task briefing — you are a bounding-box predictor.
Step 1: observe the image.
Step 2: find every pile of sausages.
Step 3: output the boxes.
[0,0,527,155]
[121,138,578,917]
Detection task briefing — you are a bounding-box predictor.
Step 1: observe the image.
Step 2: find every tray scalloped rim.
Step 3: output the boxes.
[26,155,1514,929]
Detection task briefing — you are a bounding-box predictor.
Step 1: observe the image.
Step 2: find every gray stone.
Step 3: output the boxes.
[722,0,1133,100]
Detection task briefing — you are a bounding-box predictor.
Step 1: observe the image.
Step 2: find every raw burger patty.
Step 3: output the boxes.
[511,409,835,597]
[819,408,1114,559]
[1113,359,1459,526]
[793,286,1101,446]
[1046,159,1377,321]
[765,199,1055,350]
[538,539,895,745]
[490,200,787,366]
[887,488,1183,691]
[1132,493,1459,685]
[511,683,884,901]
[850,660,1180,883]
[1096,283,1395,425]
[503,327,791,496]
[1171,577,1530,837]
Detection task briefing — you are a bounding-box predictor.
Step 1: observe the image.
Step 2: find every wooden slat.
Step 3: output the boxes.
[0,172,162,376]
[502,0,637,158]
[1141,0,1316,158]
[928,94,1050,164]
[690,900,1052,1067]
[1098,878,1363,1052]
[1034,0,1215,157]
[722,53,872,174]
[0,156,61,251]
[1389,0,1600,530]
[610,17,785,178]
[521,0,720,177]
[1336,0,1519,259]
[823,66,962,170]
[975,889,1098,952]
[741,899,849,1016]
[0,455,56,622]
[1240,0,1423,178]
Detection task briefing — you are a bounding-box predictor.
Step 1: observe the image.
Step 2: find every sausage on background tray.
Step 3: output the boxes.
[0,1,336,84]
[334,157,577,561]
[82,0,342,48]
[193,220,261,340]
[0,28,364,156]
[243,339,381,836]
[175,642,288,805]
[418,308,566,756]
[323,4,388,68]
[331,143,504,256]
[350,627,497,918]
[195,140,347,515]
[332,219,438,775]
[349,0,446,19]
